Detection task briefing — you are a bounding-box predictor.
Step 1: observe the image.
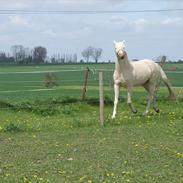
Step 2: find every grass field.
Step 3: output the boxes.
[0,63,183,183]
[0,63,182,103]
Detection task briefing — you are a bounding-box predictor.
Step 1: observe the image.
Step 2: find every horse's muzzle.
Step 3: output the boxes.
[120,55,125,59]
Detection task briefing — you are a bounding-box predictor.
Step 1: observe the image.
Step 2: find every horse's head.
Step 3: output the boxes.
[114,40,126,60]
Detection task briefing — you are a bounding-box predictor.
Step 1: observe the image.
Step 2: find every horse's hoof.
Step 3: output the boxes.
[132,110,137,114]
[155,108,160,113]
[143,111,148,116]
[111,115,116,119]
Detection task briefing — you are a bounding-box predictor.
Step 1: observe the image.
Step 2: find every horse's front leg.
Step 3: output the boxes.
[127,87,137,113]
[112,84,120,119]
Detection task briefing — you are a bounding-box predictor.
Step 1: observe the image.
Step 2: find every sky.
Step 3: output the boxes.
[0,0,183,61]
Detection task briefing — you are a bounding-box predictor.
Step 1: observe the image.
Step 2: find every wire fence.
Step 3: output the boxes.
[0,66,182,107]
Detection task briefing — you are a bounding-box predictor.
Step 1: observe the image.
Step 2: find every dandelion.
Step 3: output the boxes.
[88,180,92,183]
[111,172,114,177]
[23,177,28,181]
[67,157,73,161]
[177,152,183,157]
[79,175,86,181]
[59,170,66,174]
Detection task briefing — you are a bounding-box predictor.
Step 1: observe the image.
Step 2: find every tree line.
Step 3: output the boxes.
[0,45,103,64]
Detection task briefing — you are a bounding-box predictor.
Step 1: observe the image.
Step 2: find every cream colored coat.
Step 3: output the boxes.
[112,41,176,119]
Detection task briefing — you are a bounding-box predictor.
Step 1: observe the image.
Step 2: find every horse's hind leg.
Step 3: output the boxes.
[153,95,160,113]
[144,92,153,115]
[127,86,137,113]
[143,82,158,115]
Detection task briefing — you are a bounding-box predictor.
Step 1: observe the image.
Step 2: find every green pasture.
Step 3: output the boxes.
[0,63,183,183]
[0,97,183,183]
[0,63,182,103]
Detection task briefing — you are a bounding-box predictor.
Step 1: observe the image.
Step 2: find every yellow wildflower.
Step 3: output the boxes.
[79,175,86,181]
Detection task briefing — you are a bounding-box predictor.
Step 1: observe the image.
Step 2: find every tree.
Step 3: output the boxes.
[23,47,33,64]
[156,55,167,63]
[73,53,77,63]
[0,52,6,64]
[33,46,47,64]
[61,54,65,63]
[0,52,6,59]
[11,45,26,64]
[92,48,102,63]
[11,45,33,64]
[81,46,93,63]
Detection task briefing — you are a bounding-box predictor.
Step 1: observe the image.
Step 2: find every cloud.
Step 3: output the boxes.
[0,23,7,32]
[133,18,147,31]
[42,29,57,37]
[108,16,147,32]
[162,17,183,26]
[9,15,31,28]
[0,0,182,60]
[109,16,128,23]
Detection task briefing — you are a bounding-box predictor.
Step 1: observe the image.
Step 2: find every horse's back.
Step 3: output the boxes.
[113,59,161,87]
[132,59,160,73]
[131,59,161,85]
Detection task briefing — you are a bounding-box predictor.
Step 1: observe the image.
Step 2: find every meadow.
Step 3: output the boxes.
[0,63,183,183]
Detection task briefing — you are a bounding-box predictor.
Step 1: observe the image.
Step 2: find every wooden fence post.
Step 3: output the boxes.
[82,67,89,100]
[99,72,104,126]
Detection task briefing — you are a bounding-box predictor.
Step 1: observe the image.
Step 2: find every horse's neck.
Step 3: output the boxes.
[115,55,131,74]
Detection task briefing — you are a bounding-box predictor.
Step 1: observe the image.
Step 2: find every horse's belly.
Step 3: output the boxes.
[132,79,148,86]
[132,73,150,86]
[131,63,153,85]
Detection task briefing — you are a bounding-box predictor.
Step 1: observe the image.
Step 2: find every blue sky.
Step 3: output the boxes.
[0,0,183,61]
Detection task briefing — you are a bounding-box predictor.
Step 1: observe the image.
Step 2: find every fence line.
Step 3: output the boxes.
[0,69,86,74]
[0,79,96,83]
[0,68,182,97]
[0,69,182,74]
[0,88,55,93]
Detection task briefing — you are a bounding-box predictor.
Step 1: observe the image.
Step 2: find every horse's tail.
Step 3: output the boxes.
[159,66,176,100]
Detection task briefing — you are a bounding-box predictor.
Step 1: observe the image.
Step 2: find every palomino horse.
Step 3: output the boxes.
[112,40,176,119]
